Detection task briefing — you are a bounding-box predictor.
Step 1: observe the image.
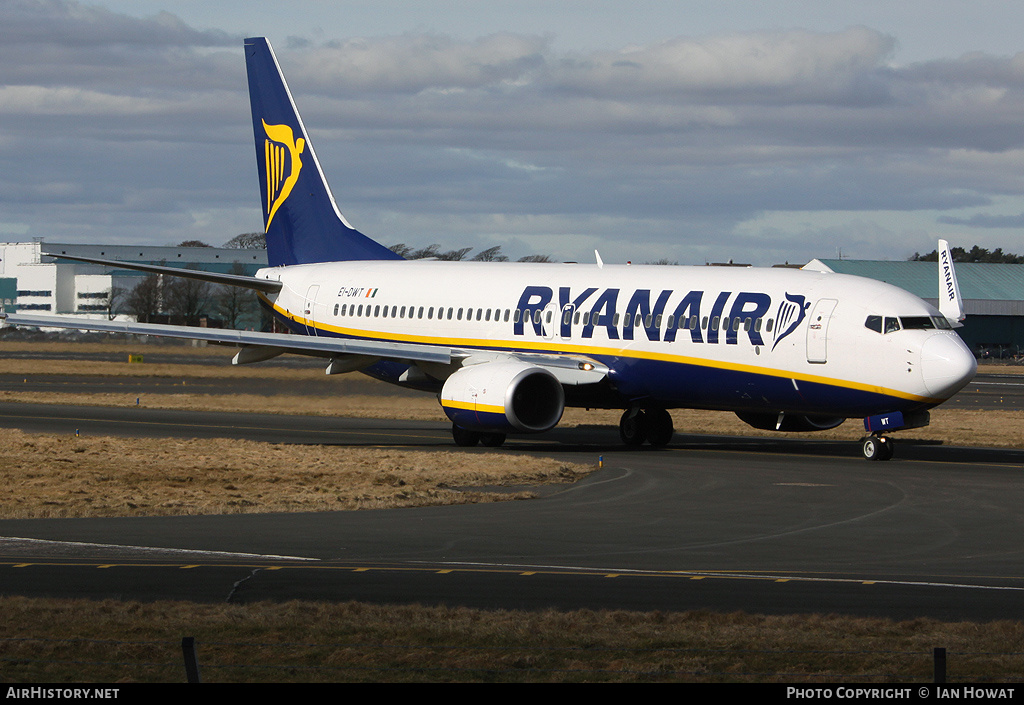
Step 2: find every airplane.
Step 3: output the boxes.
[0,37,977,461]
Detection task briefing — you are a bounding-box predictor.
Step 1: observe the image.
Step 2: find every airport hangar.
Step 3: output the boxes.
[1,239,1021,359]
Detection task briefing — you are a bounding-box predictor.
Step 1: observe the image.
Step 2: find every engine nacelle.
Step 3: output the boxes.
[440,362,564,433]
[735,411,845,432]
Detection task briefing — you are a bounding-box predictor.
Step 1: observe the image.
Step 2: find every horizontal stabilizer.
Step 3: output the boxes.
[43,252,282,294]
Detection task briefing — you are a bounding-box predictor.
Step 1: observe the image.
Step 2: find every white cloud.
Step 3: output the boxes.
[4,2,1024,264]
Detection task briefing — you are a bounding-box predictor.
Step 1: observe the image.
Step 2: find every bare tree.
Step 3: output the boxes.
[472,246,509,262]
[388,243,413,258]
[164,272,213,325]
[224,232,267,249]
[124,275,162,323]
[438,247,473,261]
[104,285,125,320]
[216,264,258,328]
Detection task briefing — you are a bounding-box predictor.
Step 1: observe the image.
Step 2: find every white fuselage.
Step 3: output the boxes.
[256,259,977,419]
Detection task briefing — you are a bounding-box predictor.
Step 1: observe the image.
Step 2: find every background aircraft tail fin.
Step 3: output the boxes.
[244,37,401,266]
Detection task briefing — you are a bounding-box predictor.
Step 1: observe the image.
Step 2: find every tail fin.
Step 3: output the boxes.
[244,37,401,266]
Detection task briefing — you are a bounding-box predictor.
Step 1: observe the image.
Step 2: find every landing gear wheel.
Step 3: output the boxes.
[862,435,894,461]
[619,409,647,447]
[452,424,482,447]
[646,408,674,447]
[479,432,507,448]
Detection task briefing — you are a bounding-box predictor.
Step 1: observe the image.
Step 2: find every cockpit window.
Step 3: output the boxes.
[900,316,953,331]
[867,314,953,334]
[900,316,935,330]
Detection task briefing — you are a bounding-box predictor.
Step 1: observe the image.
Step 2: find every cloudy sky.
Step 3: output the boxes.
[5,1,1024,266]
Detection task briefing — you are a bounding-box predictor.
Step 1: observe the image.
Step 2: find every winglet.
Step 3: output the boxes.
[937,239,965,327]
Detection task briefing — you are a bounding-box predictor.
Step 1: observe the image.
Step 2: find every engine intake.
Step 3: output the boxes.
[440,362,564,433]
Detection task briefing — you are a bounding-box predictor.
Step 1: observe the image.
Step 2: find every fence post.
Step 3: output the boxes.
[182,636,201,683]
[934,647,946,684]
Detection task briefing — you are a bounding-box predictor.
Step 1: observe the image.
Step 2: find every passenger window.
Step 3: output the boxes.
[333,304,339,316]
[865,315,882,333]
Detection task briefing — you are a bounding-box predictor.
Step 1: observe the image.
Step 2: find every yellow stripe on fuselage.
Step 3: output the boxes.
[267,298,941,406]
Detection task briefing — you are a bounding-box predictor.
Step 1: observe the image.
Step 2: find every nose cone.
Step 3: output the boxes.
[921,333,977,399]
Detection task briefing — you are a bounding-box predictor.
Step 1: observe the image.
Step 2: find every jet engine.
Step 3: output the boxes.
[440,361,564,433]
[735,411,845,432]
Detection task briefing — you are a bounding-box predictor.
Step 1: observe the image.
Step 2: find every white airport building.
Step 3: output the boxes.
[0,240,267,320]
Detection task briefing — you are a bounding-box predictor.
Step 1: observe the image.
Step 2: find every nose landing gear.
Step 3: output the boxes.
[861,434,894,461]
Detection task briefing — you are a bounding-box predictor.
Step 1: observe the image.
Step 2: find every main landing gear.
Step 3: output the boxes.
[861,434,894,461]
[451,424,506,448]
[619,407,674,447]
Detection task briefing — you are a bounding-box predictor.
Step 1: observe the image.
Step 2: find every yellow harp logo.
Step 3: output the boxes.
[262,120,305,231]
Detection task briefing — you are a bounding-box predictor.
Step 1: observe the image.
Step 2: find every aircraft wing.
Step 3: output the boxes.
[0,312,452,366]
[0,313,610,385]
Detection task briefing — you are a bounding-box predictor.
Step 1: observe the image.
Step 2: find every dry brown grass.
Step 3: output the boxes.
[1,389,1021,448]
[3,596,1024,682]
[0,428,592,519]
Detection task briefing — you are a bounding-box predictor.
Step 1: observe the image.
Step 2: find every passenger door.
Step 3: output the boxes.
[806,298,838,363]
